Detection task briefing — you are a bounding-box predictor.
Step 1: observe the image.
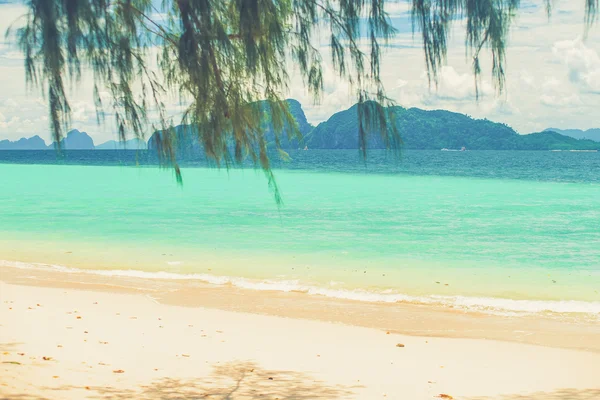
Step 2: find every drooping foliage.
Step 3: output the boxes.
[7,0,598,200]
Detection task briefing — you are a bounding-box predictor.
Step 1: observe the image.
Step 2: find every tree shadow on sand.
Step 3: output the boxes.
[466,388,600,400]
[42,360,358,399]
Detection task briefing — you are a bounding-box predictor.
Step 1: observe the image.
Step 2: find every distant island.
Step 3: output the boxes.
[0,129,95,150]
[147,99,314,154]
[95,138,147,150]
[1,100,599,151]
[543,128,600,142]
[0,135,47,150]
[0,130,145,150]
[305,104,599,151]
[52,129,95,150]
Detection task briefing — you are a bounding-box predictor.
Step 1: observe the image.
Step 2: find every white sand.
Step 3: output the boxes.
[1,281,599,400]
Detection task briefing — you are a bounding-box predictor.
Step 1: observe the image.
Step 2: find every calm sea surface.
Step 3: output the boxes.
[1,150,599,317]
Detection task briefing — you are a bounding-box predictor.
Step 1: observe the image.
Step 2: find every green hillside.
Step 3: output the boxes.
[145,100,599,153]
[307,104,599,151]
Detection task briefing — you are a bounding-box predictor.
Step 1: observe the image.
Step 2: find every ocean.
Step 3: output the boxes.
[1,149,599,318]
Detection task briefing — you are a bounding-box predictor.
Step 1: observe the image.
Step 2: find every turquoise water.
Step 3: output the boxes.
[1,150,599,316]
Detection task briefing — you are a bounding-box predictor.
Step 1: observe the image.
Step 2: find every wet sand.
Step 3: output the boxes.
[1,268,600,399]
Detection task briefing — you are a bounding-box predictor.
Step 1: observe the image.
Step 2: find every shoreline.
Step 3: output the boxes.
[1,250,599,315]
[2,264,600,354]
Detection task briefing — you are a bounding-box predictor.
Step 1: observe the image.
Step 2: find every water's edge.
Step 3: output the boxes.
[4,259,599,320]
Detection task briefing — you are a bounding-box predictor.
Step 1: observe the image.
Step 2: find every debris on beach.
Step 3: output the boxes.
[42,356,52,361]
[2,361,21,365]
[396,343,405,348]
[113,369,125,373]
[436,395,454,399]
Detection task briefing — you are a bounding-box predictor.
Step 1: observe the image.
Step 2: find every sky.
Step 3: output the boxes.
[0,0,599,144]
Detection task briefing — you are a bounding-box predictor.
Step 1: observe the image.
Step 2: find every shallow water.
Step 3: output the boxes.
[1,150,599,317]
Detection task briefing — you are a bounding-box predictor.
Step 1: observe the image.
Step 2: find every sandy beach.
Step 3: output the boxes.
[2,0,600,398]
[1,268,600,400]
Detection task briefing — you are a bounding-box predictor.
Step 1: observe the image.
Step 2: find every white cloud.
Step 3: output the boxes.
[429,66,494,101]
[3,98,18,108]
[0,50,23,60]
[542,77,563,92]
[540,93,583,106]
[384,1,411,17]
[287,60,356,124]
[0,115,21,130]
[484,98,520,116]
[395,79,408,89]
[519,70,536,87]
[552,37,600,92]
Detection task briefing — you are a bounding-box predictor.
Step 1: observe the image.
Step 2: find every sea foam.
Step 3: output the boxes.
[2,259,599,318]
